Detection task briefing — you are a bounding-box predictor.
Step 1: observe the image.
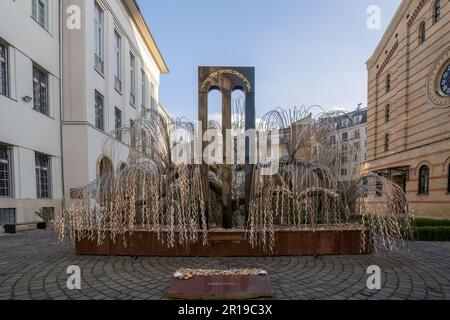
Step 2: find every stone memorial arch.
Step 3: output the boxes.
[198,66,255,229]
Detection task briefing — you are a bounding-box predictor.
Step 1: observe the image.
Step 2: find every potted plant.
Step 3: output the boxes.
[35,208,54,230]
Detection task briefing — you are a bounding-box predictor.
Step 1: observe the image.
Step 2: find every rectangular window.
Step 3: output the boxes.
[376,176,383,197]
[115,107,122,141]
[141,69,146,111]
[33,65,49,116]
[150,82,156,109]
[384,134,390,152]
[330,135,336,145]
[0,42,8,97]
[342,132,348,141]
[95,91,104,131]
[434,0,441,23]
[385,104,390,123]
[94,2,104,73]
[32,0,48,30]
[35,153,51,199]
[114,30,122,92]
[0,145,12,197]
[0,208,16,227]
[130,52,136,106]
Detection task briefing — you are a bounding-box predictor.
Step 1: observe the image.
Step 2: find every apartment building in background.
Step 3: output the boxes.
[365,0,450,218]
[0,0,169,227]
[330,107,367,181]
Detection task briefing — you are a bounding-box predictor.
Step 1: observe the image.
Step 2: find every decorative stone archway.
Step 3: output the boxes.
[198,67,255,229]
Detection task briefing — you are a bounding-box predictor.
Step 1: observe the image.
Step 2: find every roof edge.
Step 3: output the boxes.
[122,0,169,74]
[366,0,409,68]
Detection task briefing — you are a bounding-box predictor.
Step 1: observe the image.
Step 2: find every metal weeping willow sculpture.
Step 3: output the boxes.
[57,67,414,254]
[247,106,413,252]
[59,109,208,248]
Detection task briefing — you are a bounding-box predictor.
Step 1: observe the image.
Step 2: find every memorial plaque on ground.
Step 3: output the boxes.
[167,275,273,300]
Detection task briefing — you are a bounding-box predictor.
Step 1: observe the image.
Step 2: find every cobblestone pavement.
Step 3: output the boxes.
[1,230,450,300]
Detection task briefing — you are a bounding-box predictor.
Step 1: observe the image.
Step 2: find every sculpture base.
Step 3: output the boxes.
[75,229,371,257]
[167,275,273,300]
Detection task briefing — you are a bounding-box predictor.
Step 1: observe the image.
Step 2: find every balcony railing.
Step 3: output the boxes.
[94,54,104,74]
[114,76,122,92]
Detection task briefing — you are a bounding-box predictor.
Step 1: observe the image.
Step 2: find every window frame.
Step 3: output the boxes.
[385,104,390,122]
[33,64,49,116]
[94,1,104,74]
[114,29,122,92]
[384,133,390,152]
[418,165,430,195]
[386,74,391,93]
[447,163,450,194]
[32,0,49,30]
[433,0,441,24]
[376,175,383,197]
[95,91,104,131]
[418,21,426,45]
[150,82,156,110]
[130,52,136,106]
[440,63,450,96]
[141,69,147,111]
[0,42,9,97]
[0,144,13,198]
[35,153,51,199]
[114,107,122,141]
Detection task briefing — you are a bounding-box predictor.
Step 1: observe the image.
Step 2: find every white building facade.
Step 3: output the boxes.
[61,0,168,204]
[0,0,168,227]
[0,0,63,228]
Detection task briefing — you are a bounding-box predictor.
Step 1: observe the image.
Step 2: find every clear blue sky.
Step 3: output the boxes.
[137,0,401,120]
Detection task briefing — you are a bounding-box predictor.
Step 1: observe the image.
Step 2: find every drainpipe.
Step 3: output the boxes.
[58,0,66,211]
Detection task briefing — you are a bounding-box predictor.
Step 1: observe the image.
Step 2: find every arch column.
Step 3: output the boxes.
[198,66,255,229]
[222,90,232,228]
[198,91,210,228]
[244,90,255,225]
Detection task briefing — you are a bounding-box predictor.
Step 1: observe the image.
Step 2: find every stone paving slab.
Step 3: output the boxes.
[0,230,450,300]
